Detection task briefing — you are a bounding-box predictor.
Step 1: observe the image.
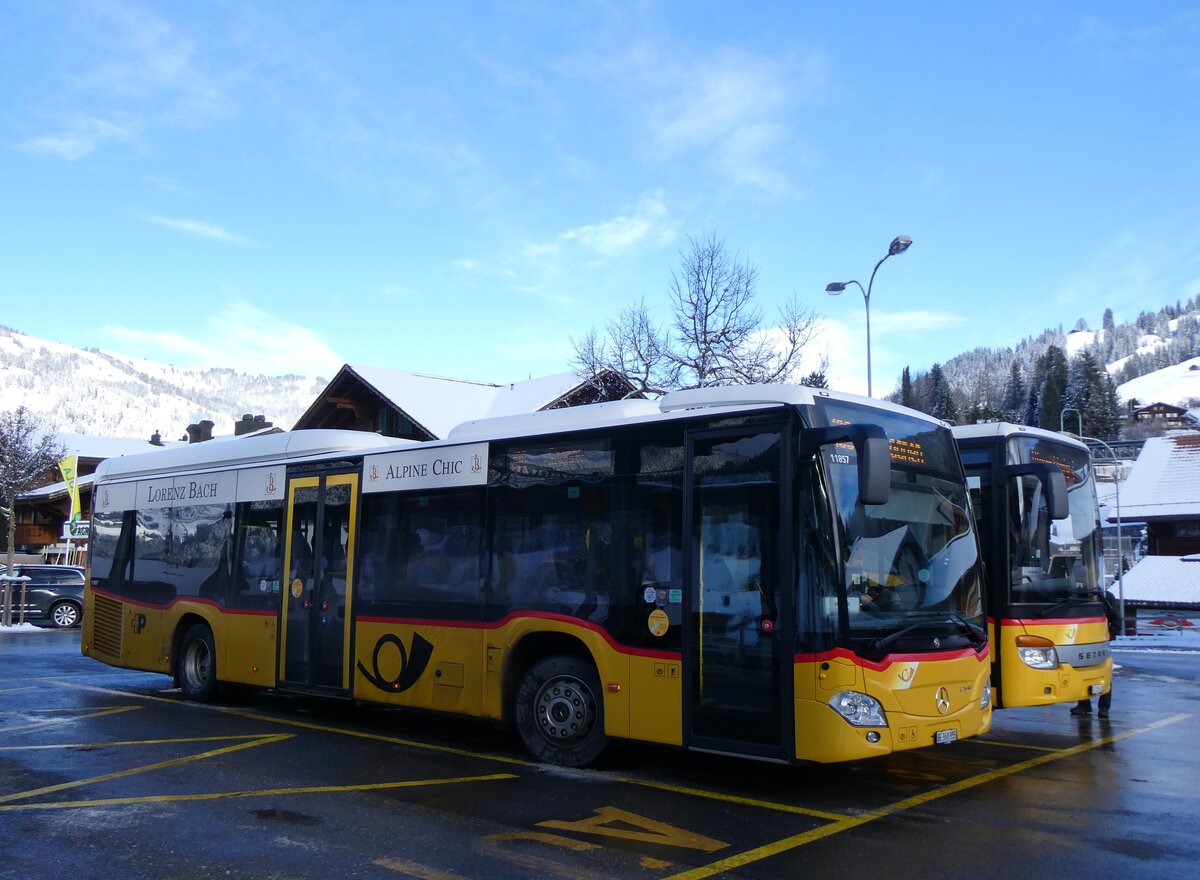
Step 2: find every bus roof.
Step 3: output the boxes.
[448,383,949,443]
[951,421,1090,452]
[93,384,953,484]
[92,429,413,483]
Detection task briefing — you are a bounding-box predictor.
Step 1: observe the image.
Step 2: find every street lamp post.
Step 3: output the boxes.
[826,235,912,397]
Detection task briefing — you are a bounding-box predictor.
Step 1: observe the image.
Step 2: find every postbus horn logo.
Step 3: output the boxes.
[357,633,434,693]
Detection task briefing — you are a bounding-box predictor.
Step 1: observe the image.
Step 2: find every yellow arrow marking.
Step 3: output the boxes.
[539,806,727,853]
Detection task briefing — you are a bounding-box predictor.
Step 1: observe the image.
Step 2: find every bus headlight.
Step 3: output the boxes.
[829,691,888,727]
[1016,635,1059,670]
[980,682,992,710]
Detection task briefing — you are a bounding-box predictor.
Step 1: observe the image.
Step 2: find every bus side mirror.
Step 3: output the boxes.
[801,424,891,506]
[1006,463,1068,520]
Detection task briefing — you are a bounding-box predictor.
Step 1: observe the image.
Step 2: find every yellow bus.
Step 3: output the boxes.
[952,423,1112,709]
[84,385,991,766]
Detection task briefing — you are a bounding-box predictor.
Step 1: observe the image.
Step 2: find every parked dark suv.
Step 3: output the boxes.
[0,565,86,628]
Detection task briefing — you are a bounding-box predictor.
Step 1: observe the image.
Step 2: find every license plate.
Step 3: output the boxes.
[935,728,958,745]
[1090,684,1104,695]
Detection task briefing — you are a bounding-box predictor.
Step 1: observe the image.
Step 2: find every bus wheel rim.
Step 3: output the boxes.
[185,640,211,688]
[534,674,596,743]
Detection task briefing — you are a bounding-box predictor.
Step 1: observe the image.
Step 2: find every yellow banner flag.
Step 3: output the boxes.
[58,455,81,527]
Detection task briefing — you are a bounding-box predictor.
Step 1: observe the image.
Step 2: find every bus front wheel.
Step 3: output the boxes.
[179,624,218,702]
[515,655,607,767]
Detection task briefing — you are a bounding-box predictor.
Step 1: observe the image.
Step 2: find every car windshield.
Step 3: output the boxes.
[814,401,985,649]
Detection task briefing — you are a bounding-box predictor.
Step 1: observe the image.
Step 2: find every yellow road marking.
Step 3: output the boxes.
[0,705,140,733]
[539,806,727,852]
[52,680,530,766]
[661,713,1190,880]
[487,831,599,852]
[619,778,851,821]
[0,734,276,752]
[970,738,1060,752]
[0,773,517,813]
[221,708,531,765]
[476,832,611,880]
[0,733,292,805]
[374,857,472,880]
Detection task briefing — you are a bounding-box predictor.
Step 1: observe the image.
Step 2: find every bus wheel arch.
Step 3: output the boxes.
[177,619,219,702]
[509,636,607,767]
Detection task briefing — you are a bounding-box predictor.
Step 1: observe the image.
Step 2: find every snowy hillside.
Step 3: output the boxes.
[1116,356,1200,408]
[0,327,328,439]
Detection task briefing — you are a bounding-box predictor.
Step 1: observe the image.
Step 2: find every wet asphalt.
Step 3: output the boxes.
[1,629,1198,880]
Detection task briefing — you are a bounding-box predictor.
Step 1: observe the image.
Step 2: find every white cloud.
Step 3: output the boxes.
[648,48,827,189]
[102,301,344,377]
[871,311,967,334]
[531,192,674,261]
[19,117,137,160]
[143,215,256,247]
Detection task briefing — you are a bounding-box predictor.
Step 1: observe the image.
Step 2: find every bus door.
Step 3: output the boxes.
[279,472,359,694]
[684,425,791,760]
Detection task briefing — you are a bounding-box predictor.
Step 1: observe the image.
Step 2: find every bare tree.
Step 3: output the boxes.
[573,233,822,395]
[1,407,66,626]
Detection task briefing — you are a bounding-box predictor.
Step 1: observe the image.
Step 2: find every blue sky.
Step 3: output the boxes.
[3,1,1199,396]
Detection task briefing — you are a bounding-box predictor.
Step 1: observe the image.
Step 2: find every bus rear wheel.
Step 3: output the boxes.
[179,624,218,702]
[515,655,607,767]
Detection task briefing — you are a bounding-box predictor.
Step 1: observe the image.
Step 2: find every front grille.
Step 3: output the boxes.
[91,593,123,659]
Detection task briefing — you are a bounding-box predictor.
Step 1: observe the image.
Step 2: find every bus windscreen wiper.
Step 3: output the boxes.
[1034,595,1094,618]
[948,613,986,645]
[868,622,926,654]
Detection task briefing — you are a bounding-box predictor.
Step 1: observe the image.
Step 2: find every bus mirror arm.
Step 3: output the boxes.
[1006,463,1068,520]
[801,424,890,506]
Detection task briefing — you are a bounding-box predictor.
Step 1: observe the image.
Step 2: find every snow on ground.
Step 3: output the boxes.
[1115,356,1200,408]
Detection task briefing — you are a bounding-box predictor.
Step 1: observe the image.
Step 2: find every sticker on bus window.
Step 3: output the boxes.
[669,588,682,603]
[291,579,303,599]
[648,609,670,637]
[644,586,657,603]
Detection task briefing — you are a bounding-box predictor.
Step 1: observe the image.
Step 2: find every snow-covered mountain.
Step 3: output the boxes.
[0,326,327,439]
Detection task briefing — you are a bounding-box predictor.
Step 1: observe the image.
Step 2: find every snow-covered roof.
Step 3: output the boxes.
[341,365,620,439]
[19,473,96,503]
[1115,434,1200,521]
[43,432,175,461]
[1118,555,1200,606]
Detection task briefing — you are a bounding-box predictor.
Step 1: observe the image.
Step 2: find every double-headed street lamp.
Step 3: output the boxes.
[826,235,913,397]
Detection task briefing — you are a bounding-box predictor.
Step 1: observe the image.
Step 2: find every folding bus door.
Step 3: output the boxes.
[279,472,359,694]
[684,425,791,760]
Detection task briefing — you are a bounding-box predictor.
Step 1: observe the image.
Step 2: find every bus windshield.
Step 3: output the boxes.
[1007,437,1102,605]
[815,402,984,646]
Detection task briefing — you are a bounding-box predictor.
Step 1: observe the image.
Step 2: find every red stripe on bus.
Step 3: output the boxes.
[998,616,1105,627]
[794,644,989,670]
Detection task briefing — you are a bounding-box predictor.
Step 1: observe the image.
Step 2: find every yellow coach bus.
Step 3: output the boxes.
[952,423,1112,709]
[84,385,991,766]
